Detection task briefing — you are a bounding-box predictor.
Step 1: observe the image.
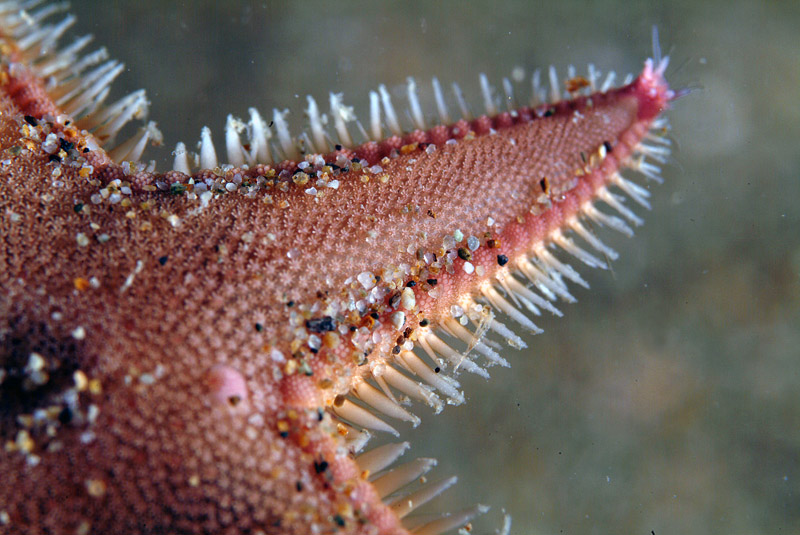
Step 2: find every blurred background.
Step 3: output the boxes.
[68,1,799,533]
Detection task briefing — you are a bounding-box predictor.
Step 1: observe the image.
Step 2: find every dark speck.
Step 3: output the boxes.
[58,406,73,424]
[158,256,168,266]
[313,460,329,474]
[497,254,509,266]
[305,316,336,333]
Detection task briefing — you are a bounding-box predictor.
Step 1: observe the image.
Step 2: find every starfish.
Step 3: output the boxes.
[0,2,676,534]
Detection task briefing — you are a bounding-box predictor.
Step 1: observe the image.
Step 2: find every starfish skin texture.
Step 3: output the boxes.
[0,4,674,535]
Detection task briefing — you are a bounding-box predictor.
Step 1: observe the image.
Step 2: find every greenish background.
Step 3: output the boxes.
[67,1,799,533]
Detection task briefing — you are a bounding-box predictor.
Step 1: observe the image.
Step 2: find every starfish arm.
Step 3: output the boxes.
[0,3,674,534]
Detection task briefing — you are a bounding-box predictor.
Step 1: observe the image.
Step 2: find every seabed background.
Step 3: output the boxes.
[70,1,798,533]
